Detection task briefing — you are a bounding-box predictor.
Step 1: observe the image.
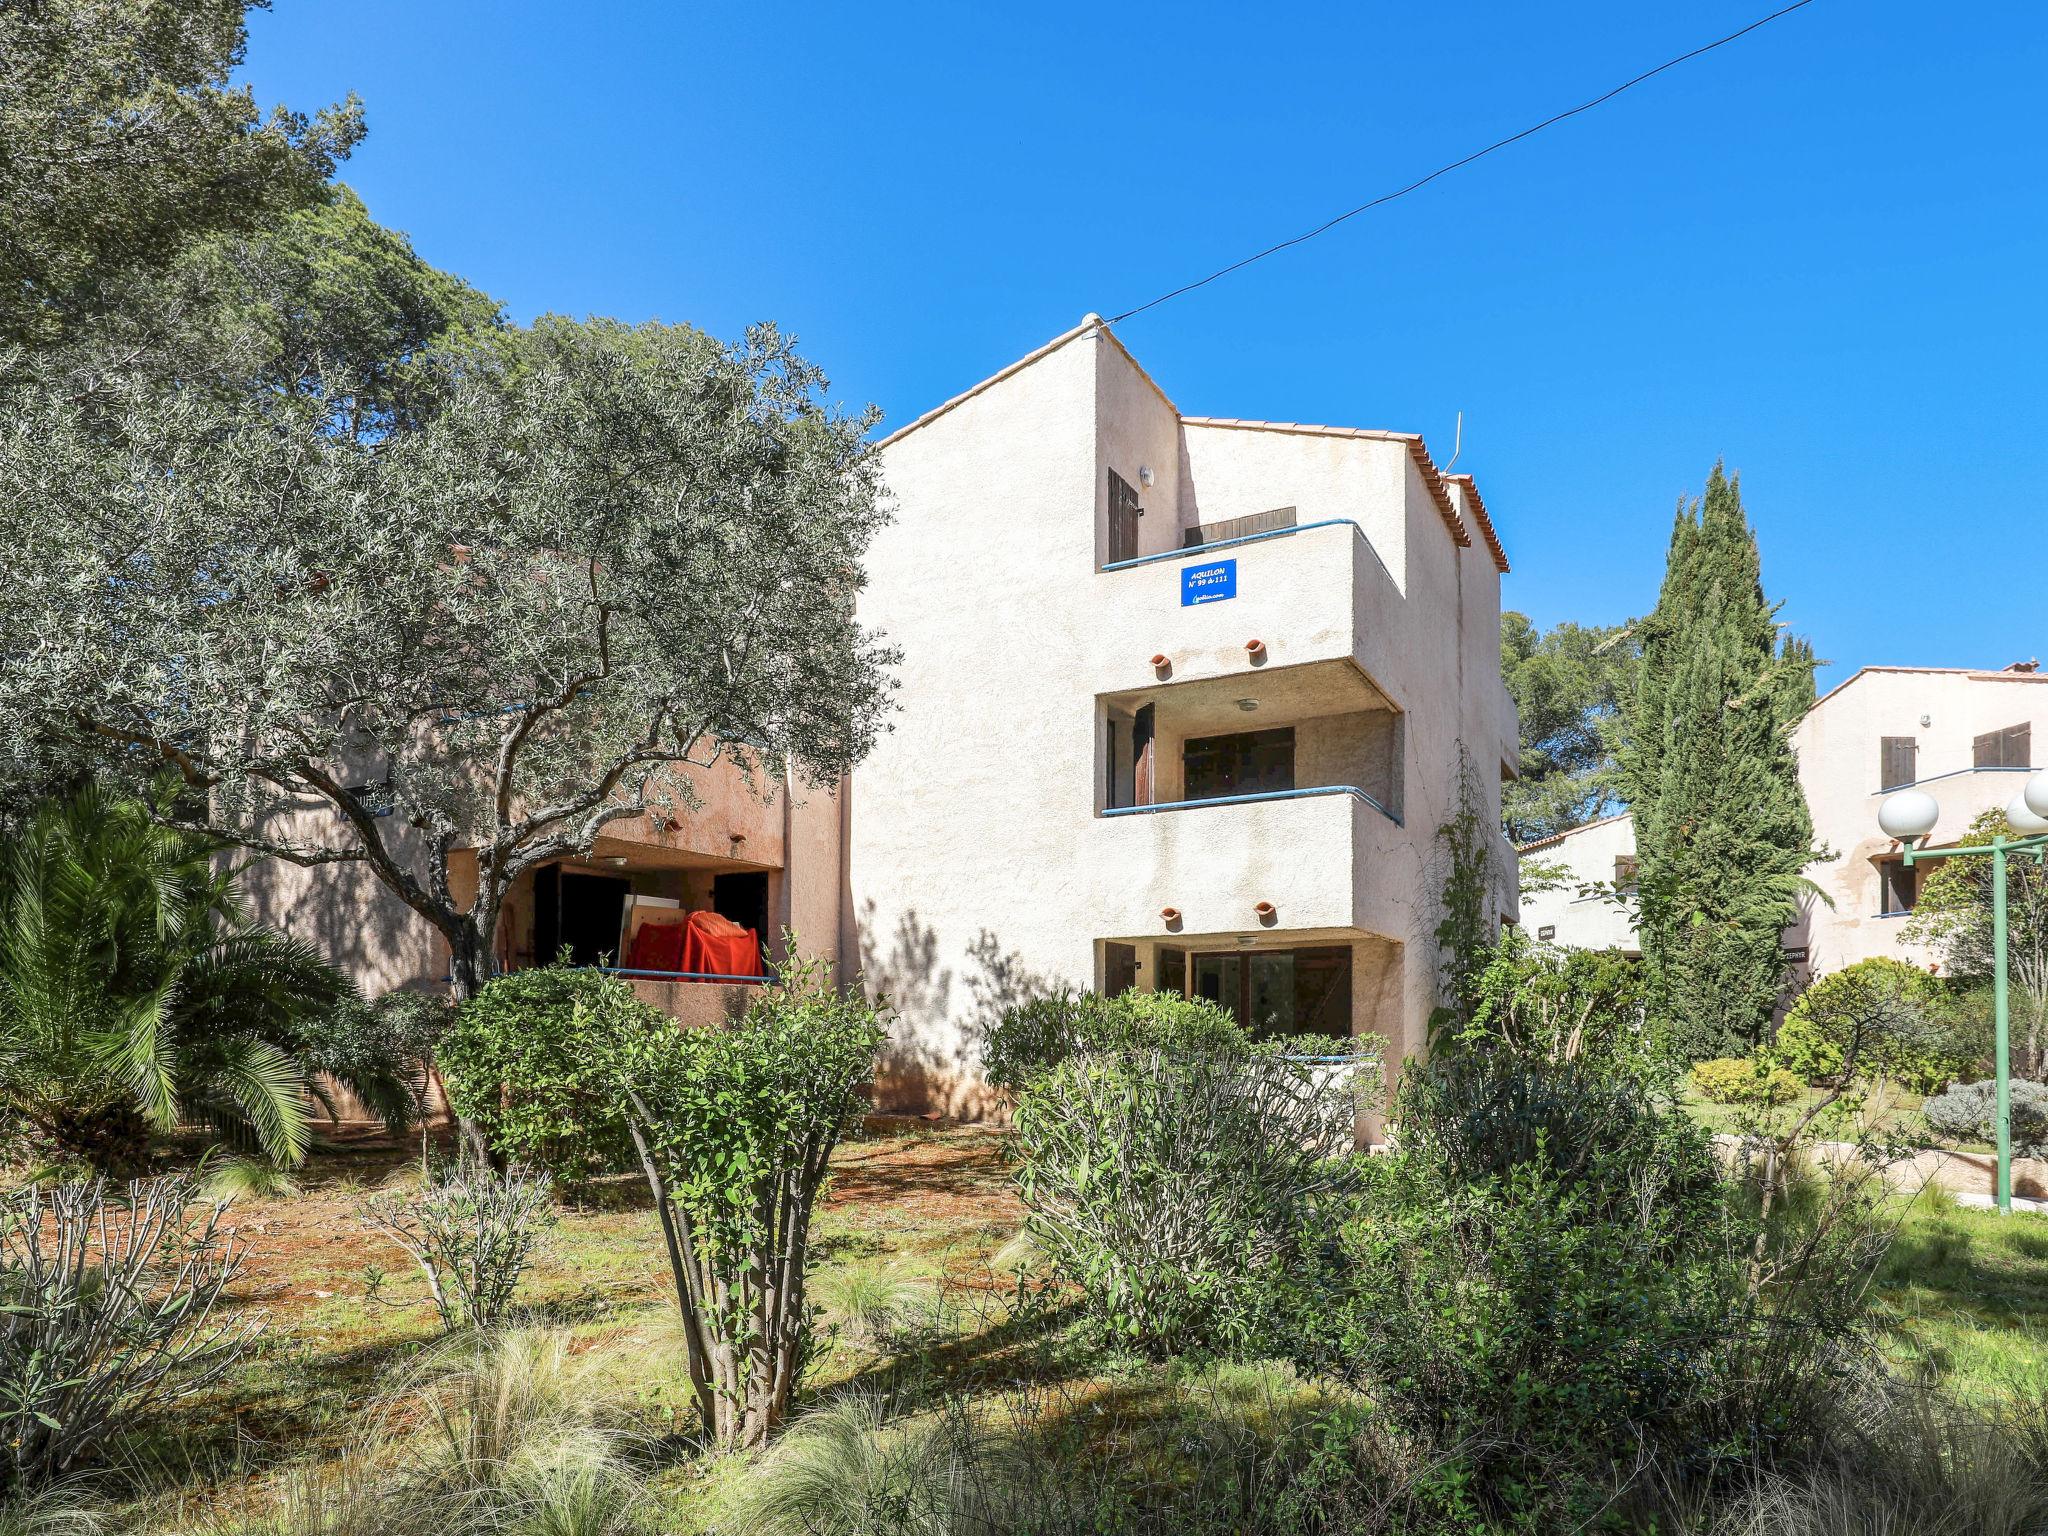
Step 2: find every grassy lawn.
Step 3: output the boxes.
[82,1118,2048,1529]
[1879,1196,2048,1399]
[1680,1083,1948,1142]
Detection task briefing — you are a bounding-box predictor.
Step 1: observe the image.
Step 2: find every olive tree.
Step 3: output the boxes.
[0,316,896,997]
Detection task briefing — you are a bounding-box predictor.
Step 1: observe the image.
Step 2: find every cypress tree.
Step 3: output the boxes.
[1621,465,1817,1060]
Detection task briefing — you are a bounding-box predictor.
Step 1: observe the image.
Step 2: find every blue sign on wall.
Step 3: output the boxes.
[1181,558,1237,606]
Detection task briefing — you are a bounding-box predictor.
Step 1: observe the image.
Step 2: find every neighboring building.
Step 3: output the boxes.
[1518,663,2048,982]
[247,314,1522,1119]
[853,315,1519,1115]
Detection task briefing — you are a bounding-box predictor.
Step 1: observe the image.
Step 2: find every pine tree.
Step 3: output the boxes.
[1621,465,1816,1060]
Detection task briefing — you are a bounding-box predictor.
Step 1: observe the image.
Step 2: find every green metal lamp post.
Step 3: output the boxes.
[1878,767,2048,1214]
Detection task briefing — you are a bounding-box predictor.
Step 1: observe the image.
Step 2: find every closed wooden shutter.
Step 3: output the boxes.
[1106,469,1143,566]
[1881,735,1917,789]
[1975,723,2034,769]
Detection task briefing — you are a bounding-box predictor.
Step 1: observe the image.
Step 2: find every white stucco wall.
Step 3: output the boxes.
[1515,814,1640,954]
[856,319,1516,1113]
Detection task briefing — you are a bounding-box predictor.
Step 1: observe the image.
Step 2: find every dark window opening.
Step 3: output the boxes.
[1183,727,1295,801]
[1881,735,1918,790]
[1879,859,1918,916]
[1974,723,2032,769]
[1158,946,1187,996]
[711,871,770,952]
[1190,946,1350,1040]
[1103,942,1139,996]
[1613,855,1639,893]
[533,866,631,968]
[1106,469,1144,566]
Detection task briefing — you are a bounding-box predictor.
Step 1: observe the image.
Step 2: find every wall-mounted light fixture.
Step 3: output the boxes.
[1235,698,1259,713]
[1139,465,1155,488]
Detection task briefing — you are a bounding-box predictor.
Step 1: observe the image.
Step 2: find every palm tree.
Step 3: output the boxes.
[0,784,350,1173]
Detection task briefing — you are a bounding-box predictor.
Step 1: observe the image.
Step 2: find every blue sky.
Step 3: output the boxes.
[241,1,2046,692]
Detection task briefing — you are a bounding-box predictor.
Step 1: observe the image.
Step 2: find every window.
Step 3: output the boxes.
[1106,468,1144,566]
[1103,942,1138,996]
[1191,946,1351,1039]
[1612,855,1639,892]
[1183,727,1295,801]
[1973,723,2032,769]
[1879,859,1918,916]
[1880,735,1917,790]
[1157,946,1186,996]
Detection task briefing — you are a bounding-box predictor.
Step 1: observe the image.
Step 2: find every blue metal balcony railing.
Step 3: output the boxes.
[1099,517,1378,573]
[599,967,773,984]
[1100,782,1401,827]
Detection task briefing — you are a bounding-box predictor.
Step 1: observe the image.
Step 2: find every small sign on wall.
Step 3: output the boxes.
[1181,559,1237,606]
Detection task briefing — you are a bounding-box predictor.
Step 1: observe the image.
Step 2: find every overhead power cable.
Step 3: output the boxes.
[1108,0,1819,324]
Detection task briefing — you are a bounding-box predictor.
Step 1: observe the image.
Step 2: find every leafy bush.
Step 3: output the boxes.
[1294,1050,1894,1525]
[1693,1055,1805,1106]
[1294,1143,1733,1524]
[1921,1077,2048,1157]
[437,967,657,1188]
[0,1176,260,1492]
[1772,957,1962,1094]
[1012,1037,1373,1356]
[1396,1050,1718,1215]
[307,989,455,1132]
[360,1160,556,1331]
[981,986,1247,1093]
[604,957,887,1450]
[1458,928,1650,1069]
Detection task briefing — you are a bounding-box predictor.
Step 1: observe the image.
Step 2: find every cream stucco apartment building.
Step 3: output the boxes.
[852,316,1519,1113]
[247,316,1521,1116]
[1519,663,2048,982]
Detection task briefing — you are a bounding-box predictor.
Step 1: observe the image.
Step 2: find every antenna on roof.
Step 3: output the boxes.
[1444,411,1463,474]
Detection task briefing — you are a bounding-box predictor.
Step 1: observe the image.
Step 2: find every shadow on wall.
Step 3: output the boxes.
[858,903,1055,1121]
[240,856,439,996]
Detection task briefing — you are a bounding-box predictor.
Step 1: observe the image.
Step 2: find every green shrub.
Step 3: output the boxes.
[437,967,658,1187]
[0,1177,259,1493]
[982,987,1248,1092]
[1294,1054,1884,1525]
[1921,1077,2048,1156]
[307,989,455,1131]
[1294,1144,1730,1524]
[360,1160,556,1332]
[606,957,886,1450]
[1458,928,1652,1070]
[1772,957,1963,1094]
[1396,1051,1718,1215]
[1693,1055,1805,1105]
[1012,1039,1373,1357]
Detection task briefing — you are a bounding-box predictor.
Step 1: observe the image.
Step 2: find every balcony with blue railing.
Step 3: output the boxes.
[1092,518,1400,696]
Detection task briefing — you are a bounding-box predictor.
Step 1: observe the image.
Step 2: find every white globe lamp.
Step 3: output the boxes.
[1878,787,1940,843]
[2008,793,2048,837]
[2025,768,2048,821]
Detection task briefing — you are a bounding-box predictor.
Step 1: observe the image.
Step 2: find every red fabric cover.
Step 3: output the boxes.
[682,910,762,978]
[626,919,687,973]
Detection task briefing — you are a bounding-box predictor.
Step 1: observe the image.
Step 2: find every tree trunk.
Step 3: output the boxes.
[444,919,494,1164]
